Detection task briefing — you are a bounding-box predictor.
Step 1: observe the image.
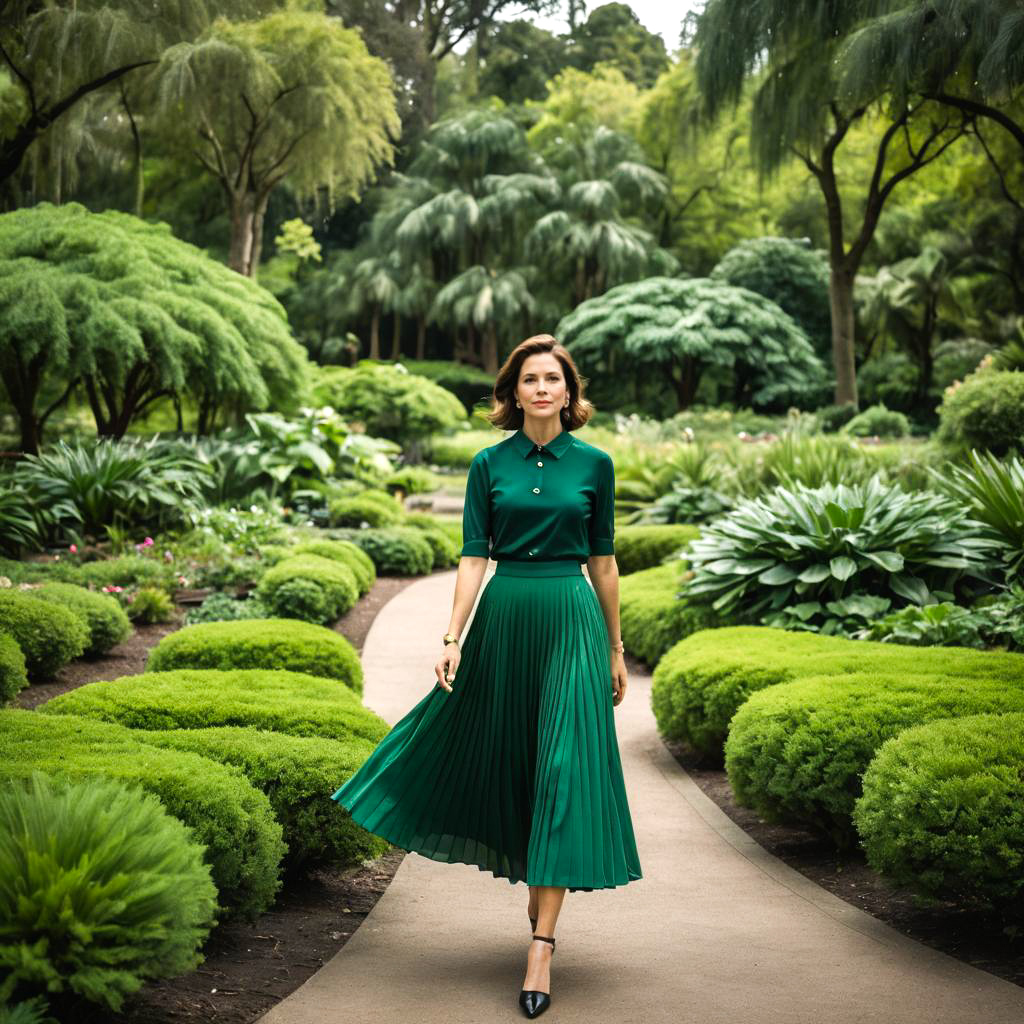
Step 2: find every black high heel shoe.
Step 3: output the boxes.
[519,934,555,1019]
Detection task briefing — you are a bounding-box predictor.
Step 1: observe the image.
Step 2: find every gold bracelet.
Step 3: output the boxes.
[610,640,624,653]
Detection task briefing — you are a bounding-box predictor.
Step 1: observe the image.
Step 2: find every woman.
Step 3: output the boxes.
[331,334,643,1018]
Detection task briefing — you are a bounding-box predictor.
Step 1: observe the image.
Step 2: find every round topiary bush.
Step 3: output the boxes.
[328,526,435,575]
[327,494,404,528]
[724,672,1024,849]
[0,590,89,679]
[0,710,286,921]
[256,555,359,624]
[39,668,390,746]
[840,403,910,438]
[854,712,1024,916]
[937,369,1024,455]
[402,517,458,569]
[29,582,132,656]
[0,772,218,1013]
[146,618,363,694]
[613,524,700,576]
[0,631,28,705]
[285,539,376,593]
[132,726,391,871]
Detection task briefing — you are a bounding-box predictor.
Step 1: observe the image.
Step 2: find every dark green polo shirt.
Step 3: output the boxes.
[460,426,615,563]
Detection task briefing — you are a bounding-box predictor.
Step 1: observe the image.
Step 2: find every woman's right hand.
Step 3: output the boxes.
[435,643,460,693]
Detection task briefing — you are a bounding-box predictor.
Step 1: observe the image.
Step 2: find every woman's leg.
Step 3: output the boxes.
[523,885,565,994]
[527,884,538,921]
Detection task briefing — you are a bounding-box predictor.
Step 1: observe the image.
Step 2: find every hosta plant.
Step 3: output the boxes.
[682,476,999,626]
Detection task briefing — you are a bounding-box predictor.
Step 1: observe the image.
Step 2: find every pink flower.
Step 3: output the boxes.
[164,550,174,562]
[143,537,154,546]
[69,544,78,554]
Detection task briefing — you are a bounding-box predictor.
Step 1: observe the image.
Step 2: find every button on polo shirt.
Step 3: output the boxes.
[460,426,616,562]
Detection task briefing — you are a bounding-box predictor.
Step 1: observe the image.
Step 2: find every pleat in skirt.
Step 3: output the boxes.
[330,558,643,892]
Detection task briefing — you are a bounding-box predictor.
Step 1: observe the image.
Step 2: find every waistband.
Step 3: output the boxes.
[494,559,583,577]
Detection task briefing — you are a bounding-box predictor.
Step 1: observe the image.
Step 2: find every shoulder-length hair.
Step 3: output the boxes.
[485,334,595,431]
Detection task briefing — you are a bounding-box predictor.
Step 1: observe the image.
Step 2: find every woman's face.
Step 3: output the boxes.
[516,353,568,427]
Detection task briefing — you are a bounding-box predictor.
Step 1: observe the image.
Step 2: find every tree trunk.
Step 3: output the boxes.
[390,311,402,360]
[415,316,427,359]
[482,323,499,375]
[249,195,271,282]
[829,267,858,407]
[369,306,382,360]
[672,357,701,410]
[228,193,258,276]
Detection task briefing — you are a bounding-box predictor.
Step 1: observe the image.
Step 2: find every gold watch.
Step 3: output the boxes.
[442,632,460,647]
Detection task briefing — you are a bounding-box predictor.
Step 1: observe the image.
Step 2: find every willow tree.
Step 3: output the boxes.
[692,1,972,407]
[0,0,275,189]
[147,9,400,276]
[556,276,827,411]
[0,202,311,452]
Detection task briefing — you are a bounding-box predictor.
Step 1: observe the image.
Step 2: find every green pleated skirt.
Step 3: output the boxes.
[330,559,643,892]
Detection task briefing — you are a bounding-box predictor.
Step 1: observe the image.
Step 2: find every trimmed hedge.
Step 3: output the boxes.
[256,555,360,624]
[0,710,285,921]
[724,673,1024,850]
[327,493,404,528]
[327,526,434,575]
[39,668,391,746]
[0,631,28,705]
[30,582,132,656]
[132,726,391,871]
[0,590,89,680]
[286,539,376,593]
[619,562,718,667]
[614,524,700,576]
[651,626,1024,761]
[146,619,363,695]
[402,517,458,569]
[854,712,1024,916]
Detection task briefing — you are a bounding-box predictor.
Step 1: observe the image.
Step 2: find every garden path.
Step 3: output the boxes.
[257,565,1024,1024]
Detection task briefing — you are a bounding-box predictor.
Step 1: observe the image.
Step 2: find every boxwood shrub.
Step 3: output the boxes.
[0,710,285,921]
[132,726,392,871]
[327,493,404,528]
[146,618,363,695]
[402,516,458,569]
[0,772,218,1013]
[0,590,89,680]
[256,555,359,624]
[724,673,1024,850]
[854,712,1024,916]
[651,626,1024,762]
[39,668,391,746]
[327,526,434,575]
[0,631,28,705]
[619,562,718,668]
[613,525,700,576]
[29,582,132,656]
[286,539,376,593]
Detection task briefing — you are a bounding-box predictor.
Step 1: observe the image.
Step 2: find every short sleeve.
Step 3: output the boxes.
[460,453,491,558]
[588,454,615,556]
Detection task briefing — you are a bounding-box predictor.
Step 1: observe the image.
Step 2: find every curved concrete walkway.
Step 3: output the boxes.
[259,566,1024,1024]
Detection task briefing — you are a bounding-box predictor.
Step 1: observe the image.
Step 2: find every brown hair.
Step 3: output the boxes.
[485,334,595,431]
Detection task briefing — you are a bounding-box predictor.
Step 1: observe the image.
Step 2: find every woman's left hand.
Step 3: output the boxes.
[611,651,628,706]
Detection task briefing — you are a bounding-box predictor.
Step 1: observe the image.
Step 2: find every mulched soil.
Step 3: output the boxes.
[12,586,1022,1021]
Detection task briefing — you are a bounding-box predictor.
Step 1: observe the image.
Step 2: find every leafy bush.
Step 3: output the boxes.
[383,465,440,496]
[683,477,998,628]
[402,516,459,569]
[146,618,363,694]
[256,554,359,623]
[185,592,271,625]
[725,672,1024,848]
[629,486,732,525]
[0,711,286,921]
[767,594,892,638]
[0,772,217,1012]
[15,438,208,543]
[75,554,177,592]
[937,369,1024,455]
[815,402,858,433]
[327,526,435,575]
[0,631,28,705]
[124,586,175,624]
[327,493,405,528]
[396,358,497,414]
[861,602,987,648]
[613,524,700,576]
[132,727,390,871]
[841,403,910,438]
[934,448,1024,579]
[0,996,57,1023]
[28,582,131,655]
[311,362,467,444]
[650,626,1024,761]
[619,562,719,667]
[733,432,876,491]
[854,713,1024,916]
[0,590,89,679]
[0,481,43,556]
[40,669,390,746]
[284,539,376,593]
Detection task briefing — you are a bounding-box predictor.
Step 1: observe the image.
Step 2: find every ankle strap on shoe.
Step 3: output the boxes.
[532,934,556,947]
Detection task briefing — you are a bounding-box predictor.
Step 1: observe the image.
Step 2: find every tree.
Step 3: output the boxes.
[567,3,669,88]
[147,9,401,276]
[0,0,272,192]
[692,1,972,407]
[0,202,311,451]
[476,21,568,103]
[556,276,827,411]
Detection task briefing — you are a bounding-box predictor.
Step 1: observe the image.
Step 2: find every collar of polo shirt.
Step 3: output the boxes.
[511,426,575,459]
